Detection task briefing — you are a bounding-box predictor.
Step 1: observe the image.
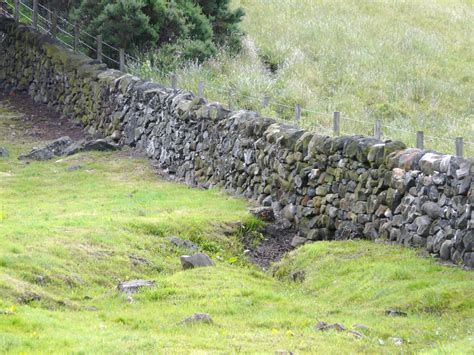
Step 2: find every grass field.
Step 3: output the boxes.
[133,0,474,156]
[1,99,473,353]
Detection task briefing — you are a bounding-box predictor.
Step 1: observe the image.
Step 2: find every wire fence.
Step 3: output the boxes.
[2,0,473,157]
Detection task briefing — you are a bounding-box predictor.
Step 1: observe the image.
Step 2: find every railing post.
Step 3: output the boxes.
[96,35,102,62]
[333,111,340,136]
[455,137,464,158]
[51,12,58,39]
[294,104,301,124]
[119,48,125,71]
[416,131,424,150]
[262,95,270,108]
[73,23,80,52]
[198,80,204,99]
[32,0,38,29]
[171,73,178,90]
[374,120,382,140]
[14,0,20,23]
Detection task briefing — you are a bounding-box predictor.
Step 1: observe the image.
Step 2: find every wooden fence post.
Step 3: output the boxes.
[14,0,20,23]
[416,131,424,150]
[374,120,382,140]
[51,12,58,39]
[294,104,301,124]
[73,23,80,52]
[32,0,38,29]
[171,73,178,90]
[119,48,125,72]
[96,35,102,62]
[262,95,270,108]
[198,80,204,99]
[333,111,340,136]
[228,89,234,111]
[455,137,464,158]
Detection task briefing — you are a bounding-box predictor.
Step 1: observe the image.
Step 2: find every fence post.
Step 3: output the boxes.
[119,48,125,71]
[32,0,38,29]
[51,12,58,39]
[455,137,464,158]
[14,0,19,23]
[171,73,178,90]
[228,89,234,111]
[294,104,301,125]
[198,80,205,99]
[73,23,80,52]
[374,120,382,140]
[262,95,270,108]
[333,111,340,136]
[416,131,424,150]
[96,35,102,62]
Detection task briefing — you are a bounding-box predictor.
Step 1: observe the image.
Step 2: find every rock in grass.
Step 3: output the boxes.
[18,147,54,161]
[291,235,306,248]
[385,309,407,317]
[18,136,74,161]
[389,336,403,346]
[348,330,365,339]
[179,313,213,325]
[82,139,119,152]
[180,253,214,270]
[250,206,275,222]
[46,136,74,155]
[0,147,9,157]
[117,280,155,294]
[315,321,346,332]
[167,236,198,251]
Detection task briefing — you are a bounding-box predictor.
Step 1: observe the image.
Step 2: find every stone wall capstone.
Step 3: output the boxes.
[0,17,472,267]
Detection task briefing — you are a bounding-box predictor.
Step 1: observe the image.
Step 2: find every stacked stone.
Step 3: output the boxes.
[0,17,472,267]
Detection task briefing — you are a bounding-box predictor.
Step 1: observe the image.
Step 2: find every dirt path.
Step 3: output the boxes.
[0,91,85,141]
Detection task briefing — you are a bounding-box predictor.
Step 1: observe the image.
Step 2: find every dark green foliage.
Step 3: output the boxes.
[65,0,244,65]
[196,0,245,51]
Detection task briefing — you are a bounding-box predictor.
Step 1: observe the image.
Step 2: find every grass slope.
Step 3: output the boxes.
[0,101,473,353]
[134,0,474,156]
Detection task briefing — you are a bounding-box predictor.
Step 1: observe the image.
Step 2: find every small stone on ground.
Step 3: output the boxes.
[179,313,213,325]
[117,280,155,294]
[0,147,9,157]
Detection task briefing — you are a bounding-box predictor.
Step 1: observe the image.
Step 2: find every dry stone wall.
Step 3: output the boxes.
[1,17,473,267]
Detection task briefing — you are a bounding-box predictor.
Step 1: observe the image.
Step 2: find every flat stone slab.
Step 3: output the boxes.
[117,280,155,294]
[180,253,214,270]
[82,139,119,152]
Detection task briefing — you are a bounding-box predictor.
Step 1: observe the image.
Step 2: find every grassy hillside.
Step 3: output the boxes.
[134,0,474,156]
[1,100,473,353]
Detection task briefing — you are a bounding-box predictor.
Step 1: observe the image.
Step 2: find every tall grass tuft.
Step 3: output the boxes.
[130,0,474,156]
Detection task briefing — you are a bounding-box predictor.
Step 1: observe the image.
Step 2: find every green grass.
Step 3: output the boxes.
[132,0,474,156]
[1,101,473,353]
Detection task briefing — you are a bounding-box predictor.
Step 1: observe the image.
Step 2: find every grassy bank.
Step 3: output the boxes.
[1,98,473,353]
[132,0,474,156]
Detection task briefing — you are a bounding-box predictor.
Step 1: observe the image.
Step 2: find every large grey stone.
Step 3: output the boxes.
[180,253,214,269]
